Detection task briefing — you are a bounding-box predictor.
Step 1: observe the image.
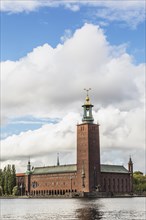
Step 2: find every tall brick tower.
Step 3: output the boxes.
[77,89,100,193]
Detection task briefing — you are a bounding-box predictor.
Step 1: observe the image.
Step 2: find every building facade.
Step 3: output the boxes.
[17,93,133,197]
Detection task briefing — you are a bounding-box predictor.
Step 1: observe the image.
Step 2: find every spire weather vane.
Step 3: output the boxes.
[84,88,91,96]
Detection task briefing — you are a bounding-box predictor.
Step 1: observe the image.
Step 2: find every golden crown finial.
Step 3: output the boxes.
[84,88,91,105]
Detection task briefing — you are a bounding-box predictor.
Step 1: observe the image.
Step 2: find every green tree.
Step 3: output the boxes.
[133,171,146,193]
[0,169,3,185]
[0,186,3,196]
[7,164,12,195]
[1,164,17,195]
[3,166,8,195]
[11,165,16,189]
[12,186,19,196]
[0,169,4,194]
[134,171,143,175]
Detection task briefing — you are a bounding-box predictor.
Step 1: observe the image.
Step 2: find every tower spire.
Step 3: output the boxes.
[82,88,94,123]
[128,156,133,192]
[84,88,91,96]
[27,157,31,172]
[57,153,60,166]
[128,156,133,173]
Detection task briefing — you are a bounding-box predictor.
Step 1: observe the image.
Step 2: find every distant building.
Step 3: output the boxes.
[17,92,133,197]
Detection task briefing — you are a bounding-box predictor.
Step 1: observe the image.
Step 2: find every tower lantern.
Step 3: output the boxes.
[82,88,94,123]
[27,158,31,173]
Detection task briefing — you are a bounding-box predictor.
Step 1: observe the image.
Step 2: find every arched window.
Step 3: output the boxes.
[117,179,120,192]
[108,179,111,191]
[113,179,115,192]
[121,179,124,192]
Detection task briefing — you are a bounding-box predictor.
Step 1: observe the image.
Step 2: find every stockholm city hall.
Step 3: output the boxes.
[16,90,133,197]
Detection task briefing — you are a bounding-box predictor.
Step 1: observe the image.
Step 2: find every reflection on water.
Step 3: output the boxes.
[77,206,102,220]
[0,197,145,220]
[76,199,103,220]
[76,198,146,220]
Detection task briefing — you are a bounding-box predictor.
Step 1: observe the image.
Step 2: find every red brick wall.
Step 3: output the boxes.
[77,123,100,192]
[100,172,132,193]
[26,172,78,195]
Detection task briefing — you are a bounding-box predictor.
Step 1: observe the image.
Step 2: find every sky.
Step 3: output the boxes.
[0,0,145,174]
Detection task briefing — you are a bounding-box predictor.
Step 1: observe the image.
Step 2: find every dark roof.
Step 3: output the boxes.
[30,164,129,175]
[101,164,129,174]
[32,164,77,175]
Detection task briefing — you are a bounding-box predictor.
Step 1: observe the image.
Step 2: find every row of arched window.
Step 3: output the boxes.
[32,180,76,188]
[27,189,77,196]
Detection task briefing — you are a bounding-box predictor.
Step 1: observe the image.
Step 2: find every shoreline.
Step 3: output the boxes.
[0,194,146,199]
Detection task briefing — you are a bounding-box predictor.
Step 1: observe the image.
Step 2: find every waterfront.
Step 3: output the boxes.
[0,197,145,220]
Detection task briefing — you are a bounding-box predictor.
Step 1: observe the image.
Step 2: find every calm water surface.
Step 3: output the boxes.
[0,197,145,220]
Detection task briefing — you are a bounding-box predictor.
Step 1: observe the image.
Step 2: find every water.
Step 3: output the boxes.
[0,197,145,220]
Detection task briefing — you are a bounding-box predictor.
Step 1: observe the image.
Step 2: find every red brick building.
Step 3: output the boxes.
[17,92,133,197]
[16,173,25,195]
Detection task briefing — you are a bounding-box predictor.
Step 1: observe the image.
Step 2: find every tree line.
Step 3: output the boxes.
[0,164,17,196]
